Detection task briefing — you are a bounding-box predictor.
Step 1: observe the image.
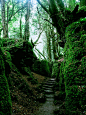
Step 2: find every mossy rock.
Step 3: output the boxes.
[65,19,86,40]
[0,48,12,115]
[8,41,37,73]
[40,60,51,77]
[71,41,82,48]
[32,59,51,77]
[32,60,41,74]
[64,18,86,113]
[65,85,86,111]
[52,62,60,78]
[54,91,66,101]
[78,56,86,78]
[80,34,86,43]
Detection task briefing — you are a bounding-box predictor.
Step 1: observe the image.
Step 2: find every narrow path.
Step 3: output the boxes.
[32,78,59,115]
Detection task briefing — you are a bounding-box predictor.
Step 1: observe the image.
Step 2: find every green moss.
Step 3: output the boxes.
[40,60,51,77]
[59,62,65,91]
[52,62,60,78]
[64,19,86,112]
[0,48,12,115]
[33,60,51,77]
[65,86,80,111]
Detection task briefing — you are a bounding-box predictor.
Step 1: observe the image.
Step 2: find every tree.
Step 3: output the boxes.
[45,20,52,61]
[37,0,86,45]
[1,0,7,38]
[24,0,30,40]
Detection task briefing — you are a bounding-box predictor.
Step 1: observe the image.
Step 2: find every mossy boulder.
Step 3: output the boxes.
[0,48,12,115]
[8,41,37,74]
[64,18,86,112]
[52,61,60,79]
[32,59,51,77]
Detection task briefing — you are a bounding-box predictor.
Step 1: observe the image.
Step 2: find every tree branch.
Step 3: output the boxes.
[36,0,50,14]
[35,47,46,59]
[37,7,54,26]
[34,29,43,44]
[8,3,27,22]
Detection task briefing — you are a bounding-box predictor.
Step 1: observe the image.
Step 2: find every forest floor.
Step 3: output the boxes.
[10,69,51,115]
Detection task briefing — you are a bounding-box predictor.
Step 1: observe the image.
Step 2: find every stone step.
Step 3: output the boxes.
[43,87,52,90]
[43,85,53,88]
[45,82,55,85]
[45,94,54,98]
[50,78,56,81]
[44,89,53,94]
[48,80,55,83]
[46,98,54,102]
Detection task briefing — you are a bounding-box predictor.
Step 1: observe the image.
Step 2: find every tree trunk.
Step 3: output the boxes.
[45,24,51,62]
[6,1,9,38]
[24,0,30,40]
[1,0,7,38]
[52,36,58,60]
[20,13,22,38]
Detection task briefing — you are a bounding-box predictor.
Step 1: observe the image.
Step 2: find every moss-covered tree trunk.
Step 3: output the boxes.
[0,48,12,115]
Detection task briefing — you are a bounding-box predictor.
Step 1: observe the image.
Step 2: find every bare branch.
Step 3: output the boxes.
[34,29,44,44]
[35,47,46,59]
[8,3,27,22]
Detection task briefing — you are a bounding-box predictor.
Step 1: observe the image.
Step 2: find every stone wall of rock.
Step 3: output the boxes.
[64,18,86,113]
[0,48,12,115]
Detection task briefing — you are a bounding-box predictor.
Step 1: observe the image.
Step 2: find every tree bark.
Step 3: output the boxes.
[20,13,22,38]
[1,0,7,38]
[45,23,51,62]
[6,1,10,38]
[24,0,30,40]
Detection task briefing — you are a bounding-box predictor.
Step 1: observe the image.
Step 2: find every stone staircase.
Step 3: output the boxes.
[32,78,58,115]
[43,78,56,99]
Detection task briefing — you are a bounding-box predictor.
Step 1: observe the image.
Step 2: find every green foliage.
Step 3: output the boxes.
[79,6,86,12]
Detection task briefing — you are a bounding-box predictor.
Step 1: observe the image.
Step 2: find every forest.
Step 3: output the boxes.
[0,0,86,115]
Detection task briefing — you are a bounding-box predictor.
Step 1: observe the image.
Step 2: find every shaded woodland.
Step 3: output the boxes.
[0,0,86,115]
